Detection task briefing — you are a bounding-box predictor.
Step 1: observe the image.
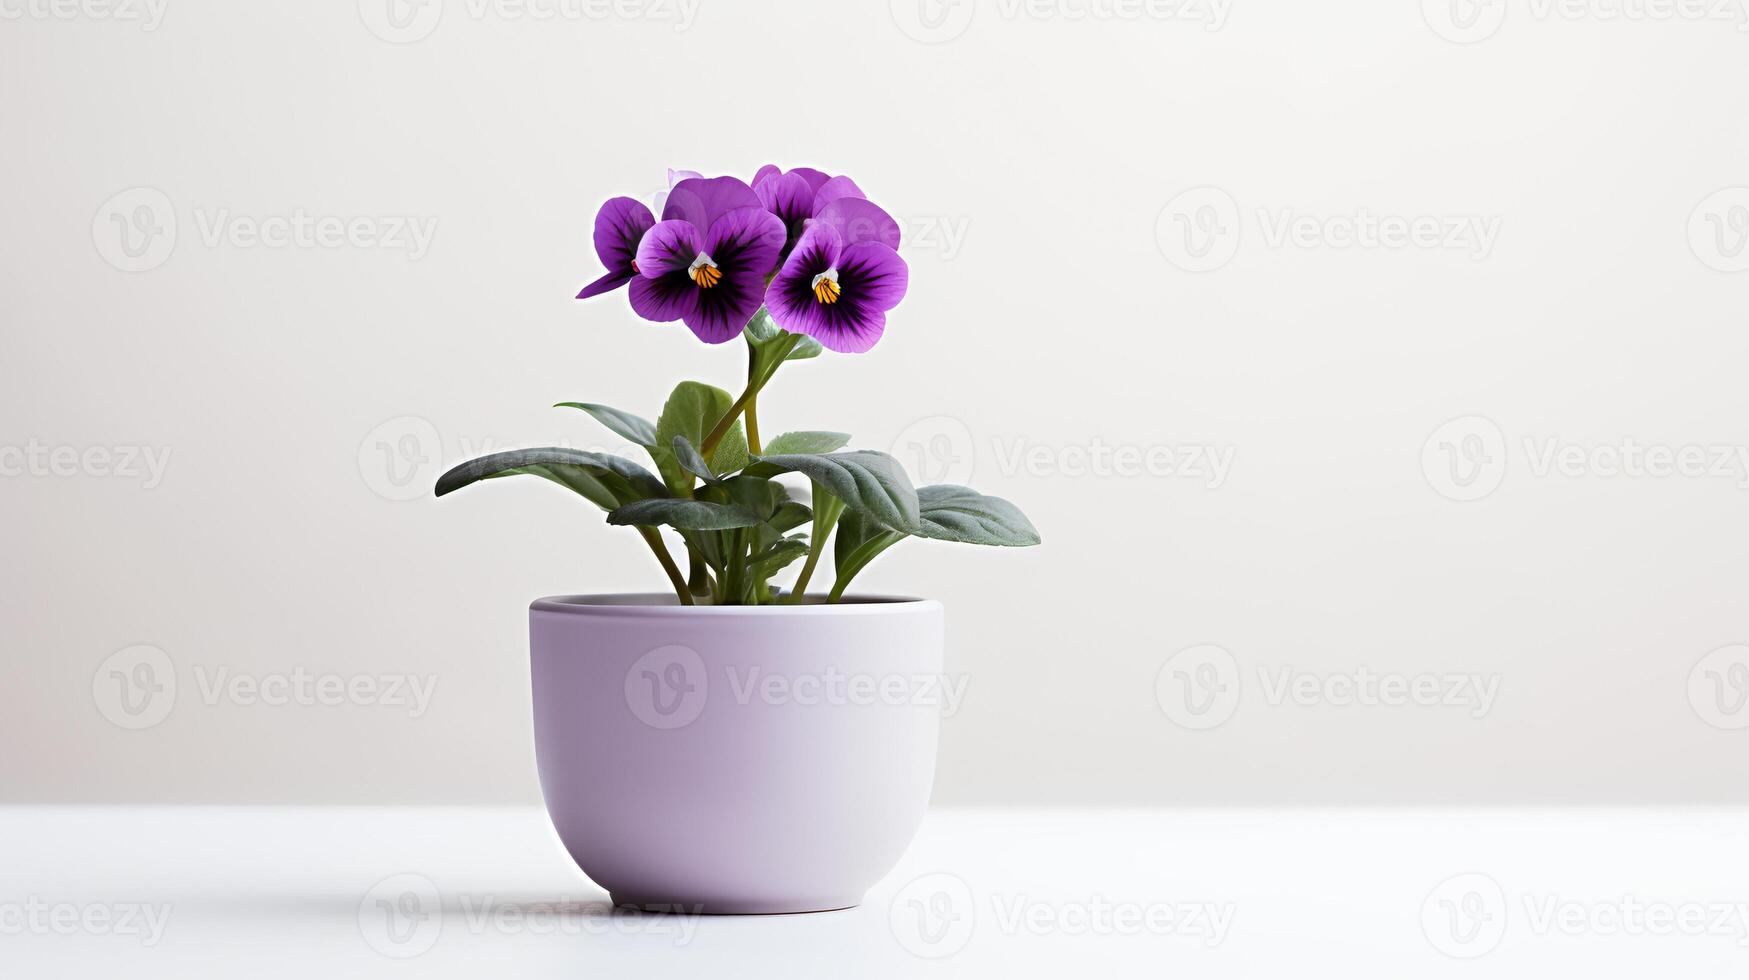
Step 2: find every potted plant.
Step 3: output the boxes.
[436,168,1039,914]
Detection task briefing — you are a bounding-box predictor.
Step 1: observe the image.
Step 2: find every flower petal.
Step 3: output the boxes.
[576,197,654,298]
[684,207,785,344]
[635,219,701,277]
[662,176,762,230]
[788,167,832,196]
[752,164,781,186]
[667,168,704,187]
[629,271,698,324]
[576,269,634,300]
[765,222,845,340]
[838,242,908,312]
[813,175,864,209]
[814,197,901,250]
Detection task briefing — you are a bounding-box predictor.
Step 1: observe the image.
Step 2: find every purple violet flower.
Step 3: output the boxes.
[765,198,908,354]
[630,176,785,344]
[574,197,655,299]
[752,165,875,259]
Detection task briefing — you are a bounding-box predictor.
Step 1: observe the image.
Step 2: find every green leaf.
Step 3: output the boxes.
[606,498,762,530]
[554,403,657,447]
[653,381,748,493]
[750,536,810,577]
[833,508,905,579]
[746,308,825,363]
[670,436,719,484]
[769,501,813,534]
[915,485,1041,546]
[762,431,851,455]
[752,450,919,532]
[435,448,666,511]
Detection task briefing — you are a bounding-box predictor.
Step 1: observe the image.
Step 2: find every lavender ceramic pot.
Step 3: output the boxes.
[530,594,945,915]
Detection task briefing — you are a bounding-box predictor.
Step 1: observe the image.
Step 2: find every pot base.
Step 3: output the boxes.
[611,893,862,916]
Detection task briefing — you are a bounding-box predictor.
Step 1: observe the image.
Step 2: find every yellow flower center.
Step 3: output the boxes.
[688,253,722,288]
[811,268,841,305]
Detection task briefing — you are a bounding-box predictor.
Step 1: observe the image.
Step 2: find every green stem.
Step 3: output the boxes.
[784,488,844,604]
[637,526,693,606]
[723,527,748,604]
[746,390,762,455]
[699,333,800,459]
[687,552,712,598]
[826,533,901,603]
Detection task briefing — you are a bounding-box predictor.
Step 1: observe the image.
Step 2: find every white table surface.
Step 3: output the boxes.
[3,806,1747,977]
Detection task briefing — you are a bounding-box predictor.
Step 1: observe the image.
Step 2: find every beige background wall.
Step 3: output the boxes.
[4,0,1748,803]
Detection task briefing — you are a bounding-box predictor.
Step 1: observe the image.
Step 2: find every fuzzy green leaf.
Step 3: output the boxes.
[554,402,657,447]
[606,498,763,531]
[435,448,666,511]
[763,431,852,455]
[915,485,1041,546]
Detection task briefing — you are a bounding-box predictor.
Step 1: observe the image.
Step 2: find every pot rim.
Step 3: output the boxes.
[531,593,940,617]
